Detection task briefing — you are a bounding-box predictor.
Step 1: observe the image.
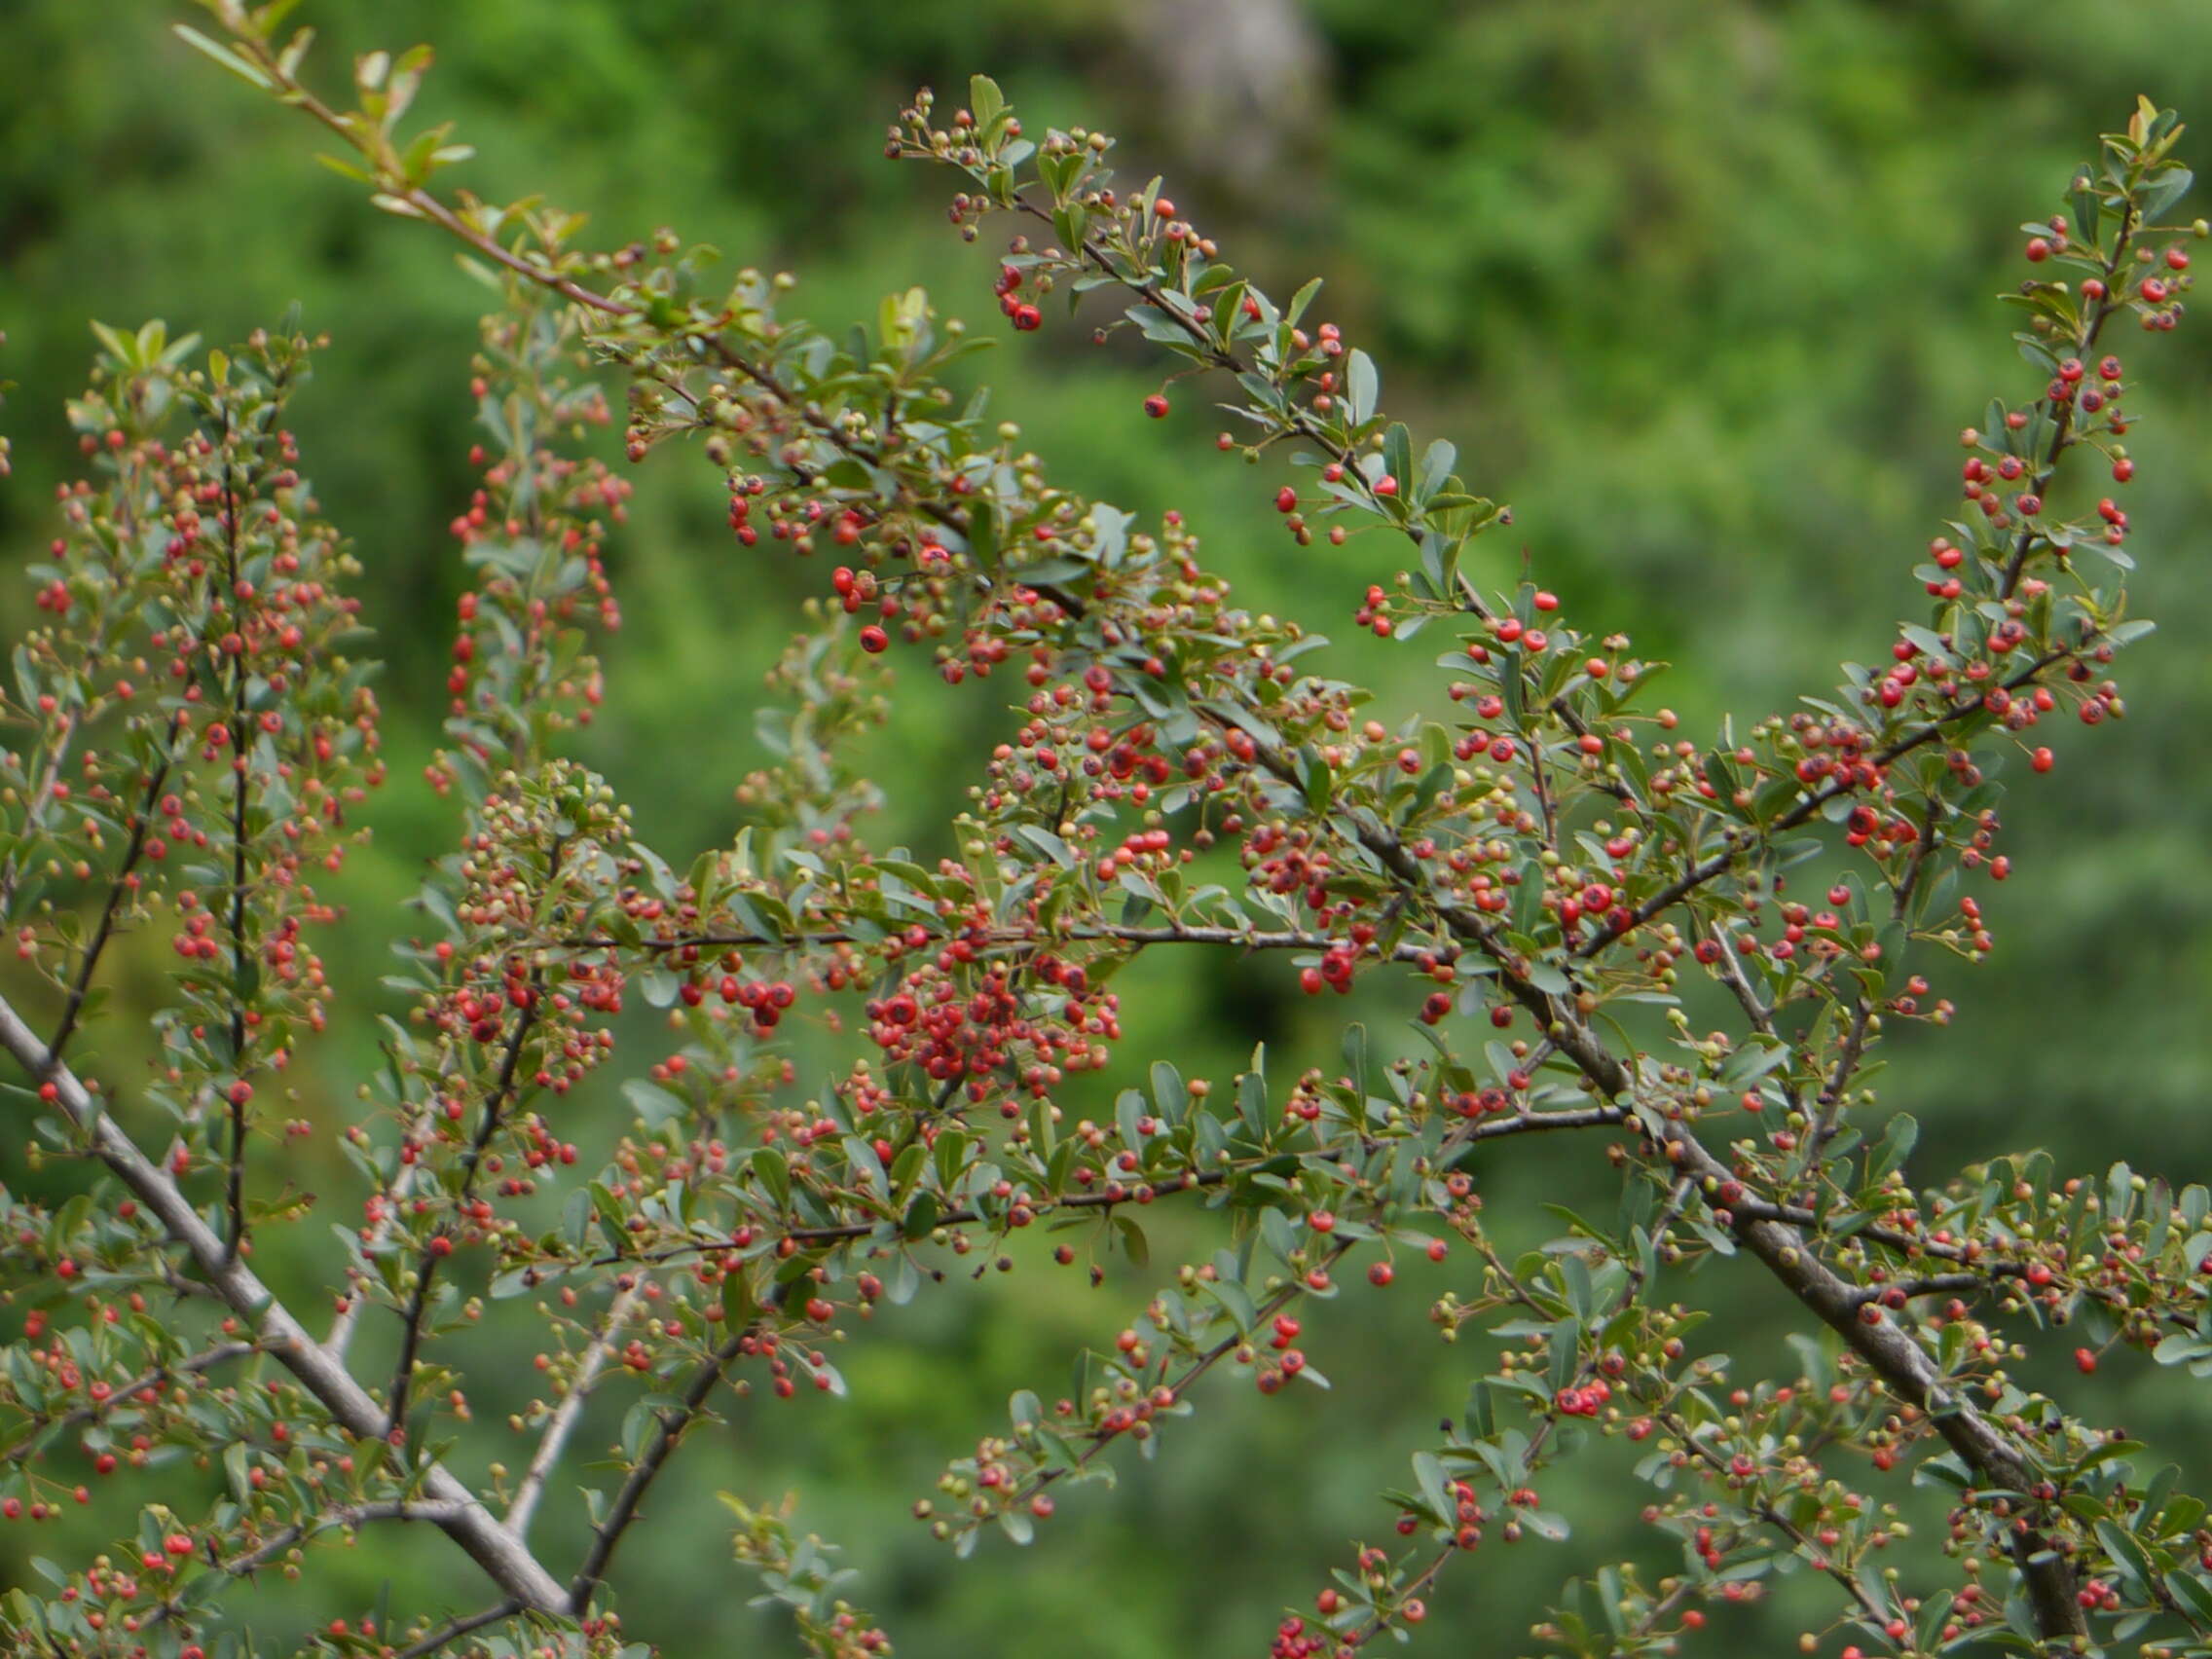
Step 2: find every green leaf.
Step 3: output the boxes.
[1410,1450,1452,1519]
[621,1079,686,1129]
[2167,1569,2212,1627]
[1382,423,1412,499]
[1866,1113,1918,1182]
[2153,1332,2212,1366]
[2141,167,2194,223]
[1899,623,1955,666]
[903,1190,940,1240]
[174,25,276,91]
[1342,1023,1369,1088]
[1114,1214,1150,1267]
[1151,1060,1189,1124]
[934,1127,969,1195]
[754,1148,791,1208]
[2096,1519,2157,1593]
[1547,1315,1581,1396]
[1204,1276,1257,1337]
[1346,350,1378,426]
[969,75,1006,131]
[721,1267,759,1331]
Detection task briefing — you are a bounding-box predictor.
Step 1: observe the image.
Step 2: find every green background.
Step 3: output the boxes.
[3,1,2211,1653]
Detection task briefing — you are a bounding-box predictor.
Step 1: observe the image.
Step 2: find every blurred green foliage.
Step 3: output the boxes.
[2,1,2211,1654]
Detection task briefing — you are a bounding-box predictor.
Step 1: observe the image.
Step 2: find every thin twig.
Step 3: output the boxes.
[1,1341,255,1463]
[507,1284,638,1538]
[143,1500,467,1630]
[48,713,189,1065]
[393,1599,523,1659]
[387,979,542,1436]
[1659,1409,1895,1629]
[593,1104,1622,1271]
[325,1096,437,1358]
[568,1315,758,1611]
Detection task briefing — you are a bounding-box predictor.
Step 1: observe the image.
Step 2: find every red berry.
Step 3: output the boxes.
[1143,394,1169,419]
[2075,1346,2097,1374]
[859,625,889,653]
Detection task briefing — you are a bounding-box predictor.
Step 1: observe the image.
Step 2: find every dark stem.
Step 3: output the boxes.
[47,712,188,1065]
[386,976,543,1436]
[393,1600,523,1659]
[568,1312,760,1611]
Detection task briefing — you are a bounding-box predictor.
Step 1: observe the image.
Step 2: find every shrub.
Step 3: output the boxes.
[0,5,2205,1655]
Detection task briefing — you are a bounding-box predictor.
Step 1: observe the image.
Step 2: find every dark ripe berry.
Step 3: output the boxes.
[1143,393,1169,419]
[859,625,889,653]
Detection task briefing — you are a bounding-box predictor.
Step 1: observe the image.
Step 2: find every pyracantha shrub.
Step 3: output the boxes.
[0,3,2207,1656]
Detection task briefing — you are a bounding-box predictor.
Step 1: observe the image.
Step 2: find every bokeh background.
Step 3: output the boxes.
[4,1,2212,1653]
